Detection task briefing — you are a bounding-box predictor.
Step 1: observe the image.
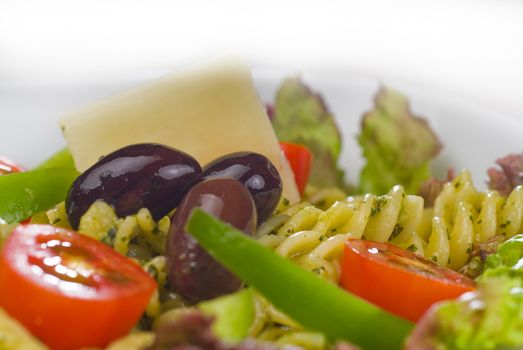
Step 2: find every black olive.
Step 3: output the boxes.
[203,152,282,223]
[66,143,202,229]
[166,177,256,302]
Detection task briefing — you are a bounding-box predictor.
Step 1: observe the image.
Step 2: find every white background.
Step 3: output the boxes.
[1,0,522,113]
[0,0,522,169]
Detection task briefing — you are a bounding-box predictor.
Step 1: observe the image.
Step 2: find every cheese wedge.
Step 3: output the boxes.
[59,58,300,204]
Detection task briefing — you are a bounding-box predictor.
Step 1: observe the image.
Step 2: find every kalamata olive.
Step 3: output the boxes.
[202,152,282,223]
[66,143,202,229]
[166,177,256,302]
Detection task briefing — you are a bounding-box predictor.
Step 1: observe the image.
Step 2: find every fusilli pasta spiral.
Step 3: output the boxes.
[250,293,328,349]
[426,171,523,269]
[258,171,523,274]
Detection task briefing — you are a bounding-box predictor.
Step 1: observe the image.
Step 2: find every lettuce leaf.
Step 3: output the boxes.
[198,289,255,343]
[407,235,523,350]
[487,152,523,196]
[435,277,523,350]
[271,78,347,189]
[407,279,523,350]
[358,87,441,194]
[482,234,523,280]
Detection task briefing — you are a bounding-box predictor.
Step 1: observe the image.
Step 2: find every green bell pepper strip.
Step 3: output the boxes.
[35,147,76,170]
[186,209,413,350]
[0,168,79,223]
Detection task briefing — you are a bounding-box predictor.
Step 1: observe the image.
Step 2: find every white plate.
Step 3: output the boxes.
[1,69,522,189]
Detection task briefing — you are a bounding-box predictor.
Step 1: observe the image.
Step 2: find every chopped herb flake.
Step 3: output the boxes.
[407,244,418,253]
[147,265,158,276]
[500,220,511,228]
[312,266,326,275]
[391,224,404,239]
[370,197,388,217]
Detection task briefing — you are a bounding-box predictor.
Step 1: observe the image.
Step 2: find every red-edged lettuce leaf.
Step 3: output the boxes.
[271,78,347,190]
[358,87,442,195]
[418,169,455,207]
[488,152,523,196]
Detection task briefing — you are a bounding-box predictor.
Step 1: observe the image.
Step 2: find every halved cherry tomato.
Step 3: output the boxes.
[340,239,475,322]
[0,224,156,350]
[279,142,312,196]
[0,156,25,174]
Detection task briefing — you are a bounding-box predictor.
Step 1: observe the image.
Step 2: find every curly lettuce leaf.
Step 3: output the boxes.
[482,234,523,280]
[488,152,523,196]
[436,277,523,350]
[407,278,523,350]
[271,78,347,189]
[198,289,255,343]
[407,235,523,350]
[358,87,441,194]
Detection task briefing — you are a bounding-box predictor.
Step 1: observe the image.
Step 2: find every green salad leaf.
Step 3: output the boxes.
[358,87,441,194]
[186,208,413,350]
[407,234,523,350]
[483,234,523,279]
[434,276,523,350]
[271,78,347,189]
[198,289,255,343]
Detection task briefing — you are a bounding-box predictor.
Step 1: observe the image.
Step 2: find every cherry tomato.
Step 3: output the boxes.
[279,142,312,196]
[0,156,25,174]
[340,238,475,322]
[0,224,156,350]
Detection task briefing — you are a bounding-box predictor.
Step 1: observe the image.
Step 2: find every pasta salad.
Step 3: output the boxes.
[0,61,522,350]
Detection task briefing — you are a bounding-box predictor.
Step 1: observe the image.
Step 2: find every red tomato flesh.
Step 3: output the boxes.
[279,142,312,196]
[340,238,476,322]
[0,156,25,174]
[0,224,156,350]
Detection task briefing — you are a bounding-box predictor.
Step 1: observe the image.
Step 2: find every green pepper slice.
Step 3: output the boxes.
[0,168,79,223]
[36,148,76,170]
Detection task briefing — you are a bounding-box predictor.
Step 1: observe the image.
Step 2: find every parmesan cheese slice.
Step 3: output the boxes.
[59,58,300,204]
